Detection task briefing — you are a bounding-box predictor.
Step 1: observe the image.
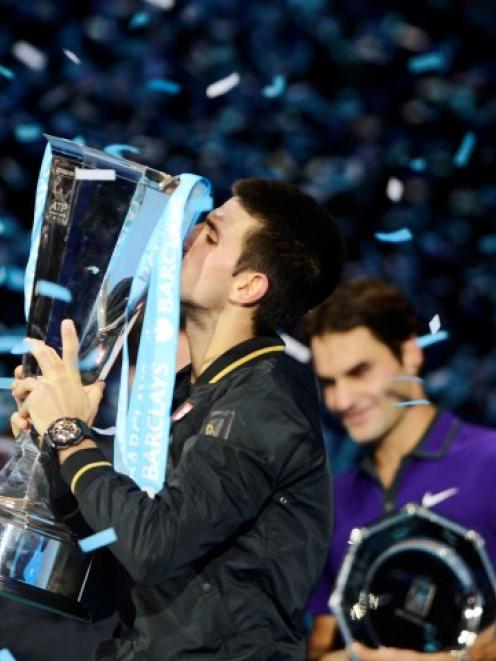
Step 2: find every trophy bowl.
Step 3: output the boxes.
[330,504,496,654]
[0,135,210,620]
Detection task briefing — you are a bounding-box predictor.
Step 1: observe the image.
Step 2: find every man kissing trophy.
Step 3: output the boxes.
[0,136,211,621]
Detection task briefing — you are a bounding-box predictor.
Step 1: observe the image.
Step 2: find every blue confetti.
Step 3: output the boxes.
[35,280,73,303]
[146,78,181,94]
[104,144,140,158]
[394,399,430,408]
[79,347,101,371]
[14,123,43,143]
[0,336,24,354]
[410,158,426,172]
[0,378,14,391]
[129,11,151,29]
[0,266,25,292]
[10,339,35,355]
[0,650,15,661]
[454,131,476,167]
[416,331,450,348]
[72,135,86,145]
[374,228,413,243]
[79,527,117,553]
[0,66,15,80]
[262,74,286,98]
[408,51,447,74]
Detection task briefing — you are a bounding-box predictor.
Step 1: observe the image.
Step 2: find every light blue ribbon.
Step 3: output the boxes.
[114,175,212,495]
[24,143,52,321]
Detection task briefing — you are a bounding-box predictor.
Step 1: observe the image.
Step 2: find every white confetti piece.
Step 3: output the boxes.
[386,177,404,202]
[75,168,116,181]
[280,333,311,363]
[206,72,240,98]
[429,314,441,334]
[79,527,117,553]
[394,399,430,408]
[92,426,116,436]
[143,0,175,8]
[12,41,47,71]
[63,49,81,64]
[86,265,100,274]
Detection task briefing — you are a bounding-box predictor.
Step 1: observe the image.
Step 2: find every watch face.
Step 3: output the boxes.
[52,419,80,443]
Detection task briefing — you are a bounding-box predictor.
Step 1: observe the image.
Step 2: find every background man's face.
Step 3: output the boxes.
[180,197,259,315]
[311,326,414,444]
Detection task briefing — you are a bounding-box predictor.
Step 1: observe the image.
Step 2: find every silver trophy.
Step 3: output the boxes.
[331,504,496,655]
[0,136,210,621]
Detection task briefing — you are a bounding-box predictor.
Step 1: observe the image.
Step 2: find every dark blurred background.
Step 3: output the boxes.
[1,0,496,435]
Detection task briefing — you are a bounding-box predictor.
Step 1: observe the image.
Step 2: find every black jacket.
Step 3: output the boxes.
[61,335,332,660]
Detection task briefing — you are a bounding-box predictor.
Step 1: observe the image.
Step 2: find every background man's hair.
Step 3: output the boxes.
[307,276,421,361]
[232,178,344,333]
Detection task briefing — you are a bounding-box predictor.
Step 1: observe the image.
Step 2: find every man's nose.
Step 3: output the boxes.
[326,381,354,413]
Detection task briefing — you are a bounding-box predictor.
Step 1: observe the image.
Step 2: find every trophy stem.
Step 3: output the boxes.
[0,431,91,621]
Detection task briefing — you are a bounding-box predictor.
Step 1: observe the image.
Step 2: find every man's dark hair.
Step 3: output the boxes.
[232,178,344,333]
[307,277,421,361]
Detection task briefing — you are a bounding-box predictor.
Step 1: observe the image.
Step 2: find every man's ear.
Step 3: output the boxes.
[230,271,269,307]
[400,336,424,375]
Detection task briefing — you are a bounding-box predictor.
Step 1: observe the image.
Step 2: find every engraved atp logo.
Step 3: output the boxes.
[421,487,459,509]
[154,317,174,343]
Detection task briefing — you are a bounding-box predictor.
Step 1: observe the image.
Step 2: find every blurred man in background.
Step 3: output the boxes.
[306,277,496,661]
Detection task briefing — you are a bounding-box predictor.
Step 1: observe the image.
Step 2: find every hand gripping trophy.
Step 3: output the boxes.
[0,136,211,620]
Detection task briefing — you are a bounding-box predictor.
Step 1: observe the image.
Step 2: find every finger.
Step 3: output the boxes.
[14,365,24,379]
[86,381,106,415]
[11,411,30,436]
[27,340,61,376]
[12,376,39,401]
[61,319,80,372]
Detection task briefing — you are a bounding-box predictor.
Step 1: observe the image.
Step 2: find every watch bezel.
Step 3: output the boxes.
[44,417,92,451]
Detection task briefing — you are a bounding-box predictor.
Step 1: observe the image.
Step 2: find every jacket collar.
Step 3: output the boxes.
[177,335,285,387]
[359,409,461,476]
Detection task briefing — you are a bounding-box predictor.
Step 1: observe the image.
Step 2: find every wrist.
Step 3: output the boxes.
[57,438,97,464]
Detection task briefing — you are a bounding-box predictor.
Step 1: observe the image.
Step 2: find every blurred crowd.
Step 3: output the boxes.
[1,0,496,436]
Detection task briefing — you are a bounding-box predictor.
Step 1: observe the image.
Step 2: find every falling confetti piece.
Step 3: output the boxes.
[12,41,47,71]
[408,51,446,74]
[143,0,175,8]
[104,144,140,158]
[416,331,450,348]
[0,649,15,661]
[63,49,81,64]
[79,527,117,553]
[9,339,34,356]
[410,158,426,171]
[206,72,240,98]
[394,399,430,408]
[129,11,151,29]
[75,168,116,181]
[0,65,15,80]
[386,177,404,202]
[0,336,25,353]
[86,265,100,274]
[0,378,14,390]
[262,74,286,98]
[429,314,441,334]
[35,280,73,303]
[454,131,476,167]
[374,228,413,243]
[390,375,424,384]
[146,78,181,94]
[14,123,42,143]
[280,333,311,363]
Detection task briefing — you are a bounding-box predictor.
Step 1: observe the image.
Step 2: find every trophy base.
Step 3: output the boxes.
[0,575,90,622]
[0,504,91,622]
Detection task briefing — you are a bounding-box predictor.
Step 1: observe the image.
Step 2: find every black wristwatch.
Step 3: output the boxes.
[43,417,95,453]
